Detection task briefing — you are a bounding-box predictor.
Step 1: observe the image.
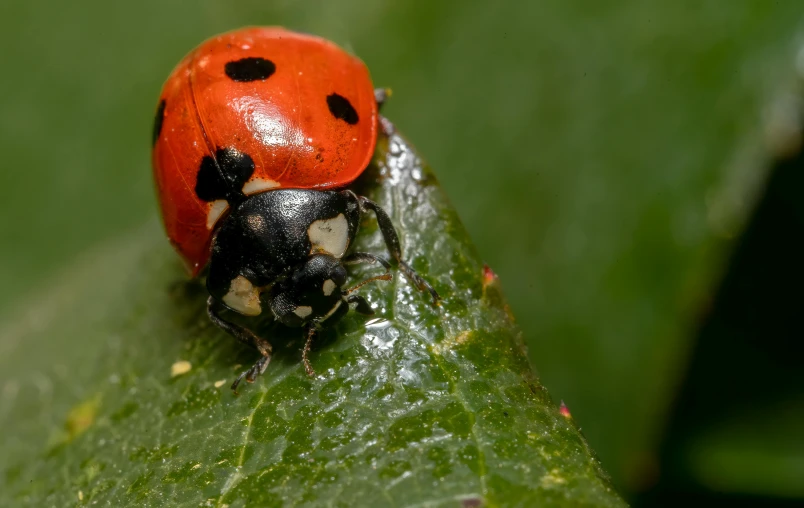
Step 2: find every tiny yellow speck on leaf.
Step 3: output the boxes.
[170,360,192,377]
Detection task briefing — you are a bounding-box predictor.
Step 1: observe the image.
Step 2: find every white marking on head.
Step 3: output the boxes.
[308,213,349,258]
[322,279,336,296]
[294,306,313,319]
[222,276,262,316]
[206,200,229,230]
[242,177,281,195]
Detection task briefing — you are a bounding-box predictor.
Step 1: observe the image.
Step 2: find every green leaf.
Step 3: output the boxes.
[0,129,624,507]
[6,2,804,496]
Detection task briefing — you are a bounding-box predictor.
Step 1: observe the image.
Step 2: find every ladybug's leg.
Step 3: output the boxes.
[342,253,392,313]
[206,297,274,393]
[343,251,392,271]
[343,252,392,281]
[374,88,391,110]
[343,252,393,292]
[357,197,440,305]
[379,116,395,136]
[302,325,317,377]
[207,297,272,354]
[374,88,396,135]
[230,356,271,394]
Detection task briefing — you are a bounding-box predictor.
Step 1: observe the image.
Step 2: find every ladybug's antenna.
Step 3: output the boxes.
[343,273,392,295]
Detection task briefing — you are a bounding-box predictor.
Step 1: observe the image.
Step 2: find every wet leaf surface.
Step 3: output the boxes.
[0,130,624,507]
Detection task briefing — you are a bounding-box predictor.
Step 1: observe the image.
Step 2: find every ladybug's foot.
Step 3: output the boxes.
[356,197,441,306]
[399,260,440,306]
[302,326,317,377]
[208,296,276,393]
[231,353,271,394]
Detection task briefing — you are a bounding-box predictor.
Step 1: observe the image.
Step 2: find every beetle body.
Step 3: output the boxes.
[152,27,438,391]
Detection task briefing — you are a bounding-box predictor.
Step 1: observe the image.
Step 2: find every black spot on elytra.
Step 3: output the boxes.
[152,99,166,146]
[224,57,276,82]
[195,148,255,205]
[326,93,359,125]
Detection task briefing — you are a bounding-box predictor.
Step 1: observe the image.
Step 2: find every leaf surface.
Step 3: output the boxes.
[0,129,624,507]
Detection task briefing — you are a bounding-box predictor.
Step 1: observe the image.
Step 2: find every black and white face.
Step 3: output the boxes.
[206,189,363,314]
[267,254,349,328]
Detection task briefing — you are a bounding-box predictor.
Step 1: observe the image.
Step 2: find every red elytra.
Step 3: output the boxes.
[152,27,378,276]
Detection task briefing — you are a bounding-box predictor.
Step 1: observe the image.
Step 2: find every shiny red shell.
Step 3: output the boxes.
[152,27,378,276]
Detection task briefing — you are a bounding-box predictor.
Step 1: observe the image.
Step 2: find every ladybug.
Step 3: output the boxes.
[152,27,438,391]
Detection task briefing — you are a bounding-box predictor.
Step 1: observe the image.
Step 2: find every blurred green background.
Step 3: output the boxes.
[2,0,803,504]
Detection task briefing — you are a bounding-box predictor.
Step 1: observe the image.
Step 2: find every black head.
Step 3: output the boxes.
[268,254,349,327]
